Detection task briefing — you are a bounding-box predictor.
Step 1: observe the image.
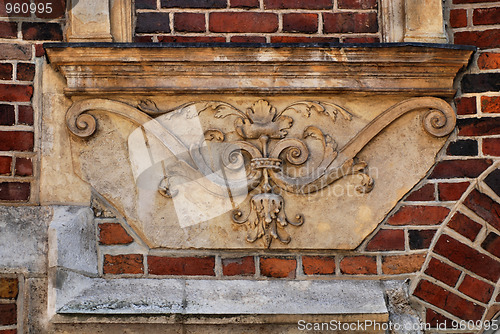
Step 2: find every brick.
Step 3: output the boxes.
[343,36,379,43]
[438,182,470,201]
[450,9,467,28]
[382,254,425,275]
[0,156,11,175]
[323,12,378,33]
[230,0,259,7]
[174,13,205,33]
[0,131,34,151]
[484,169,500,197]
[17,105,33,125]
[230,36,267,43]
[0,44,31,60]
[222,256,255,276]
[103,254,144,274]
[14,157,32,176]
[136,12,170,33]
[478,52,500,70]
[161,0,226,8]
[409,229,436,250]
[434,234,500,282]
[455,29,500,48]
[0,63,12,80]
[0,104,15,125]
[136,0,157,9]
[365,229,405,251]
[425,257,462,287]
[414,280,485,321]
[464,190,500,231]
[0,278,18,299]
[459,117,500,136]
[157,36,226,43]
[406,184,435,201]
[0,329,16,334]
[264,0,333,9]
[34,43,45,57]
[16,63,35,81]
[270,36,339,43]
[0,21,17,38]
[482,232,500,258]
[0,182,30,201]
[459,275,494,304]
[455,96,476,115]
[462,74,500,93]
[446,140,478,156]
[98,223,133,245]
[0,84,33,102]
[134,35,153,43]
[483,138,500,156]
[473,7,500,25]
[448,212,482,241]
[429,159,493,179]
[482,96,500,114]
[387,206,450,226]
[283,13,318,34]
[148,256,215,276]
[338,0,377,9]
[260,257,296,278]
[22,22,62,40]
[302,256,335,275]
[426,308,453,328]
[210,12,278,33]
[340,256,376,275]
[0,303,16,326]
[34,0,65,19]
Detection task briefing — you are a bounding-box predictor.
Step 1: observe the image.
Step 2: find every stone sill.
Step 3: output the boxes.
[45,42,474,97]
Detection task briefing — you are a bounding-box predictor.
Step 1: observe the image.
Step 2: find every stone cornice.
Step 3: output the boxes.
[45,43,474,97]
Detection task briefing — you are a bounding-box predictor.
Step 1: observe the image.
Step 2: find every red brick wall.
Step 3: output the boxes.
[134,0,380,43]
[0,277,18,333]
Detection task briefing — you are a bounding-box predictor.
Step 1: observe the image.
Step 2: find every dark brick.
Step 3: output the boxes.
[136,0,157,9]
[283,13,318,33]
[455,96,476,115]
[450,9,467,28]
[134,35,153,43]
[382,254,425,274]
[22,22,62,40]
[157,36,226,43]
[0,303,16,326]
[264,0,333,9]
[473,7,500,25]
[16,63,35,81]
[148,256,215,276]
[426,308,453,328]
[260,257,296,278]
[455,29,500,48]
[425,257,462,287]
[340,256,376,275]
[0,63,12,80]
[222,256,255,276]
[0,277,17,299]
[447,140,478,156]
[174,13,205,32]
[387,206,450,226]
[484,169,500,197]
[323,12,378,33]
[484,138,500,156]
[103,254,144,274]
[14,157,32,176]
[409,229,436,249]
[413,280,485,321]
[0,182,30,201]
[459,275,494,304]
[338,0,377,9]
[448,212,482,242]
[270,36,339,43]
[230,35,267,43]
[482,232,500,259]
[462,74,500,93]
[98,223,133,245]
[302,256,335,275]
[136,12,170,33]
[0,84,33,102]
[0,104,15,125]
[478,52,500,70]
[429,159,493,179]
[406,184,435,201]
[161,0,226,8]
[0,156,11,175]
[343,36,379,43]
[0,21,17,38]
[438,182,470,201]
[464,190,500,231]
[365,229,405,251]
[434,234,500,282]
[34,0,65,19]
[210,12,278,33]
[458,117,500,136]
[17,105,33,125]
[0,131,34,151]
[34,43,44,57]
[230,0,259,7]
[482,96,500,114]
